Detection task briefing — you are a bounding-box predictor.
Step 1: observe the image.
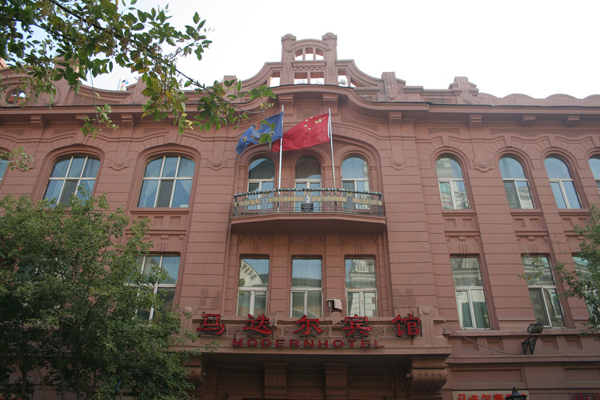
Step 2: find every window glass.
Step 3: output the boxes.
[138,255,180,320]
[589,157,600,191]
[0,159,9,185]
[44,156,100,204]
[345,259,377,317]
[291,259,322,318]
[237,259,269,316]
[138,156,195,208]
[522,256,565,328]
[499,157,534,209]
[436,157,469,209]
[544,157,581,209]
[450,257,490,329]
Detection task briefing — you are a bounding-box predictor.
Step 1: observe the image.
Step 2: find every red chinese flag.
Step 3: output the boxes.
[271,114,329,152]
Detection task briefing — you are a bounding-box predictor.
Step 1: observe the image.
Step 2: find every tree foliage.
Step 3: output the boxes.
[0,194,198,400]
[553,205,600,333]
[0,0,276,140]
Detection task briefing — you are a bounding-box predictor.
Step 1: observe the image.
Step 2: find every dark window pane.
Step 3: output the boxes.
[59,180,79,204]
[156,180,174,207]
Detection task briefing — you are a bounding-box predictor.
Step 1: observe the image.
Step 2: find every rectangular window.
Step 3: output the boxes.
[573,256,597,319]
[291,259,322,318]
[237,258,269,316]
[138,255,180,320]
[522,256,565,328]
[450,257,491,329]
[345,258,377,317]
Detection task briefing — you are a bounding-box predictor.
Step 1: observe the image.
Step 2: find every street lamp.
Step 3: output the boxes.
[505,387,527,400]
[522,323,544,354]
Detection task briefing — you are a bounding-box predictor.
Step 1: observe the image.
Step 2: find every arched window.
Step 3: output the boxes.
[0,158,9,186]
[341,157,369,191]
[589,157,600,192]
[544,157,581,209]
[295,157,321,212]
[138,156,194,208]
[44,156,100,204]
[436,156,469,209]
[248,158,275,192]
[499,156,534,209]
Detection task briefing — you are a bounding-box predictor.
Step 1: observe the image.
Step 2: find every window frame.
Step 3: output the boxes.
[43,155,100,204]
[290,258,323,318]
[237,258,269,317]
[436,156,469,210]
[589,157,600,192]
[137,254,181,321]
[522,256,566,328]
[138,155,195,208]
[345,258,378,317]
[450,257,491,329]
[499,156,535,209]
[544,156,582,209]
[0,158,9,186]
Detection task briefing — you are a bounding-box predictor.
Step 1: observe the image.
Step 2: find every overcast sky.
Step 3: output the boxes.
[91,0,600,99]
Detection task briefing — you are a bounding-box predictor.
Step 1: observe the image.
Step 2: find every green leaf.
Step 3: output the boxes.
[193,12,200,24]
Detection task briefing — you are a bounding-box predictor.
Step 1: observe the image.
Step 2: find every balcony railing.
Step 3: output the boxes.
[233,188,383,217]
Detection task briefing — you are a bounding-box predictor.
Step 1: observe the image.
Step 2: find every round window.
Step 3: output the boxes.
[6,89,26,105]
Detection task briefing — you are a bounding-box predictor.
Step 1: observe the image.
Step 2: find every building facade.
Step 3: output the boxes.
[1,33,600,400]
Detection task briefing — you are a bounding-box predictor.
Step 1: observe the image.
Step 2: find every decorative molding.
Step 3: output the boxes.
[564,115,580,127]
[30,115,46,136]
[428,128,461,136]
[322,93,339,115]
[520,115,536,127]
[490,128,598,137]
[109,139,131,171]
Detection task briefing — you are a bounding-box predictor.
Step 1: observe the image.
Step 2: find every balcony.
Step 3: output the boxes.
[231,188,386,234]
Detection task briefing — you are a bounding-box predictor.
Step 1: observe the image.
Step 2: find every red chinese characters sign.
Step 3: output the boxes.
[197,313,422,348]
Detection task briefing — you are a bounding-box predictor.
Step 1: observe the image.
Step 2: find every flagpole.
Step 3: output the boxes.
[278,105,284,189]
[328,108,336,188]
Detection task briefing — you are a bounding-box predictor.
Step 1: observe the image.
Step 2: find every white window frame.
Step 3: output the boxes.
[545,157,581,209]
[237,258,269,316]
[522,256,565,328]
[451,257,490,329]
[44,156,100,204]
[138,254,180,320]
[345,258,377,317]
[499,157,535,209]
[290,259,322,318]
[436,157,469,210]
[138,156,194,208]
[290,288,323,318]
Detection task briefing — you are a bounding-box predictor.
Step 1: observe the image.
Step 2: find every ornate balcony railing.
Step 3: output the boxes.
[233,188,383,217]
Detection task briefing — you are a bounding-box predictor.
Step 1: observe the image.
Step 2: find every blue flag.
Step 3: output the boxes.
[236,112,284,154]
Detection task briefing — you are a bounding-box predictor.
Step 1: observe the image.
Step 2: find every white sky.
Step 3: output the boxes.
[92,0,600,99]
